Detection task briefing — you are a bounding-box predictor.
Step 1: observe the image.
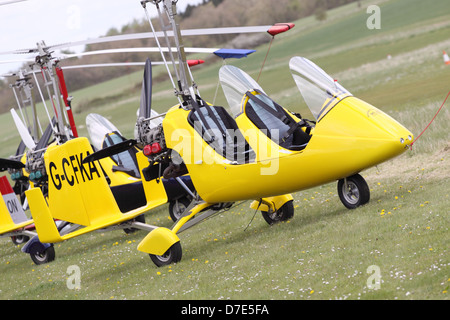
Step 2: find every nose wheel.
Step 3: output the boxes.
[338,174,370,209]
[149,242,182,267]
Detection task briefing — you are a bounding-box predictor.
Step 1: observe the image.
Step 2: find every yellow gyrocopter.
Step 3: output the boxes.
[0,41,194,264]
[10,0,413,267]
[84,0,412,266]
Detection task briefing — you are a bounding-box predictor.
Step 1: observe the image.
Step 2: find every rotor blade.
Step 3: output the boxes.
[83,139,137,164]
[0,158,25,172]
[61,62,146,69]
[139,58,152,119]
[59,47,218,60]
[60,59,205,70]
[0,24,276,56]
[0,0,28,6]
[10,108,36,150]
[0,58,34,65]
[47,26,272,51]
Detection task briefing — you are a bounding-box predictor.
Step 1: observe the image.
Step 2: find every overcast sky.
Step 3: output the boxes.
[0,0,204,76]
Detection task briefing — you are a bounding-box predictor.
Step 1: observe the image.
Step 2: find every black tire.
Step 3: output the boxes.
[261,200,294,225]
[337,174,370,209]
[168,197,191,222]
[11,235,30,245]
[150,242,182,267]
[123,214,146,234]
[29,243,56,265]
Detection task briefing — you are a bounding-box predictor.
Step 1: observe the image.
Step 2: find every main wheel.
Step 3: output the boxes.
[169,197,191,222]
[261,200,294,225]
[11,235,30,245]
[337,174,370,209]
[29,243,56,265]
[149,242,182,267]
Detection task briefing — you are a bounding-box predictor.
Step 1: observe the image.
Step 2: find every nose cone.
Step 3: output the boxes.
[315,96,413,169]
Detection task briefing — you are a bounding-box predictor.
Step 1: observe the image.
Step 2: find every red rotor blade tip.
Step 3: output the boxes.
[187,59,205,67]
[267,23,295,36]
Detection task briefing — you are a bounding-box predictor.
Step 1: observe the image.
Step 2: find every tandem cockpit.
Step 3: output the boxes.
[218,64,314,153]
[166,56,356,172]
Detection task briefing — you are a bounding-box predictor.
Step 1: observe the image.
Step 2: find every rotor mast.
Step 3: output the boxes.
[35,41,71,142]
[142,0,198,108]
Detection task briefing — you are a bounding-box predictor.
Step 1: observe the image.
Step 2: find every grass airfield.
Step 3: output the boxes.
[0,0,449,300]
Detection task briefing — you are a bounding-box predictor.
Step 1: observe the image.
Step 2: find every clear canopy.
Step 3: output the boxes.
[86,113,121,151]
[289,56,351,121]
[219,65,265,117]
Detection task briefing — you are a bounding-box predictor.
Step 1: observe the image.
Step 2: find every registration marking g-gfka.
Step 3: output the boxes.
[49,152,102,190]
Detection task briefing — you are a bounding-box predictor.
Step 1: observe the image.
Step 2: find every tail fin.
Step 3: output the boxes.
[44,137,123,226]
[25,187,62,243]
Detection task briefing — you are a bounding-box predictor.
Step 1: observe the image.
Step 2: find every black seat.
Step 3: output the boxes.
[188,103,255,164]
[245,90,312,151]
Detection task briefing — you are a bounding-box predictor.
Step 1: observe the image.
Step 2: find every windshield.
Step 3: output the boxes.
[86,113,121,151]
[219,65,266,117]
[289,56,351,121]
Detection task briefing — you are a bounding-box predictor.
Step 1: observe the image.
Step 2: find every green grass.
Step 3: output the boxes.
[0,0,449,301]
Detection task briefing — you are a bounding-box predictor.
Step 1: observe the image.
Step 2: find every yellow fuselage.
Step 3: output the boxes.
[163,96,413,203]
